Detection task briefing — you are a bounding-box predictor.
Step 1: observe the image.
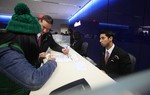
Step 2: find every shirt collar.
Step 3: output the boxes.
[37,33,41,38]
[106,44,115,55]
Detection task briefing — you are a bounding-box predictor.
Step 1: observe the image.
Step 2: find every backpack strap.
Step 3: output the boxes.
[0,42,24,54]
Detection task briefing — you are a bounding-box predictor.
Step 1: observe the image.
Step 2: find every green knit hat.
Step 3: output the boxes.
[6,2,41,34]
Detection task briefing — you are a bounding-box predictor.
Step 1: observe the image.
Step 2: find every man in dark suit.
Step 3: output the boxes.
[98,30,132,79]
[67,28,74,45]
[71,31,83,55]
[38,15,69,59]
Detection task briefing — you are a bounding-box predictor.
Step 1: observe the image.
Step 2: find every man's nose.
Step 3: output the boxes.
[100,39,102,42]
[43,28,47,32]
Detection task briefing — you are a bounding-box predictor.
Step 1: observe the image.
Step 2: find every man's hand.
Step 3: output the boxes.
[62,48,69,55]
[39,52,46,60]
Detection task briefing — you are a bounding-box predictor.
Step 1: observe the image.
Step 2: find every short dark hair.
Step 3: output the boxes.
[40,15,53,25]
[73,31,81,40]
[100,30,115,39]
[68,28,73,34]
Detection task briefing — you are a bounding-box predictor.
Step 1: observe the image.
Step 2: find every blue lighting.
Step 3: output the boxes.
[99,22,129,29]
[0,15,12,23]
[0,15,12,19]
[69,0,98,23]
[69,0,113,23]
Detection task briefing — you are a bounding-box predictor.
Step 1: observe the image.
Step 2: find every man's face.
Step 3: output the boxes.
[39,20,52,34]
[99,34,112,48]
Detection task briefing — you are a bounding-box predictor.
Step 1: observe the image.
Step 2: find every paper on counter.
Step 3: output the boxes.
[53,54,72,63]
[43,53,72,63]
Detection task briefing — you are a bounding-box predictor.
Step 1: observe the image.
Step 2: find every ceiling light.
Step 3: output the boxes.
[69,0,116,23]
[99,22,129,29]
[74,21,81,27]
[0,15,12,19]
[69,0,93,22]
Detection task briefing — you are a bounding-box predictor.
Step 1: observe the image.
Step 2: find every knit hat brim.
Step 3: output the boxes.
[6,19,41,34]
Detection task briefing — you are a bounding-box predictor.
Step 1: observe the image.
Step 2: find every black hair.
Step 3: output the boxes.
[0,30,15,43]
[73,31,82,40]
[0,31,39,67]
[100,30,115,39]
[68,28,73,35]
[40,15,53,25]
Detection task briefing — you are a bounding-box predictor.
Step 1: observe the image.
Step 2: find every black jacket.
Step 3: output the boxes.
[71,31,83,55]
[71,39,83,54]
[98,46,132,79]
[39,32,63,53]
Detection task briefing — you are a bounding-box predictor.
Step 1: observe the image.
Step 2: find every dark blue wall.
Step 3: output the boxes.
[69,21,150,72]
[0,22,7,29]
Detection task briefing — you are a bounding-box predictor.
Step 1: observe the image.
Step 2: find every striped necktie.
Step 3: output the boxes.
[38,35,42,46]
[105,50,109,64]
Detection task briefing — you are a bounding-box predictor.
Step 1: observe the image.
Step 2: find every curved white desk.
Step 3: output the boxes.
[30,48,115,95]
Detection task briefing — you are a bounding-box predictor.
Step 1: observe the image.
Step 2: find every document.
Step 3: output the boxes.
[43,53,72,63]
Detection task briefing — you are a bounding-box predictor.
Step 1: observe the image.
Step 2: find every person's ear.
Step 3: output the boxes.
[109,36,113,41]
[38,19,42,23]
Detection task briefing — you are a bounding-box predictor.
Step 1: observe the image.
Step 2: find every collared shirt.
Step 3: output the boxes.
[105,44,115,58]
[37,33,41,38]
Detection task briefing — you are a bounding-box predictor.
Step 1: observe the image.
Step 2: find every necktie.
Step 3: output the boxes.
[38,35,42,46]
[105,51,109,64]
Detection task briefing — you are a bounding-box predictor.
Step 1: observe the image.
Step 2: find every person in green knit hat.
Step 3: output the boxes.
[0,2,57,95]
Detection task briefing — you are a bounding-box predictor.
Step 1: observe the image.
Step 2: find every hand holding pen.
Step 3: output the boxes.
[62,46,69,55]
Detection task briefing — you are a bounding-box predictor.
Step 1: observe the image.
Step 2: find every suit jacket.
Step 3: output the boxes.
[71,39,83,54]
[39,32,63,53]
[98,46,132,79]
